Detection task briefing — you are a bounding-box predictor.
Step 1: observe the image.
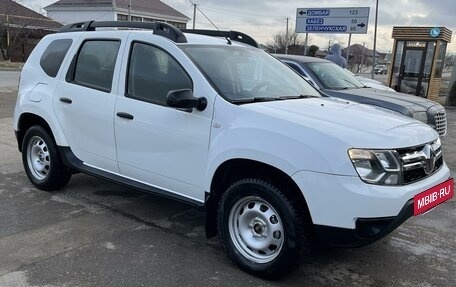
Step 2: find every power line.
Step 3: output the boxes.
[187,0,219,30]
[195,5,219,30]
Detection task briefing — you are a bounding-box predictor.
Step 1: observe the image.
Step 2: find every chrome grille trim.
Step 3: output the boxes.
[434,110,447,137]
[397,140,443,184]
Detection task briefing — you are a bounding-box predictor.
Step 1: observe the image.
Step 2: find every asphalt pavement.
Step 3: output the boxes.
[0,71,455,286]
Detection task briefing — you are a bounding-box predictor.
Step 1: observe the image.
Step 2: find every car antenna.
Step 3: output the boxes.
[225,37,232,45]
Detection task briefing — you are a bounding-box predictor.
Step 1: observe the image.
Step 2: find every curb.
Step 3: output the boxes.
[0,68,22,72]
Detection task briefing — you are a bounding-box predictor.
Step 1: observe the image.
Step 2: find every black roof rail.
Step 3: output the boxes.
[58,21,187,44]
[181,29,259,48]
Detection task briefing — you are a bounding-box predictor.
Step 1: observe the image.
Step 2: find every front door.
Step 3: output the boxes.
[114,39,213,203]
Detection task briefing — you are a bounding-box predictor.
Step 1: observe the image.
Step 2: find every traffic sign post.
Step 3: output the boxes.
[296,7,370,34]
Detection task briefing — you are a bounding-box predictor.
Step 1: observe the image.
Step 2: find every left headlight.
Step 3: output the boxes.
[412,111,428,124]
[348,149,402,185]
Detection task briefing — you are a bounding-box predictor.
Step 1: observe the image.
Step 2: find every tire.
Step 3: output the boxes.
[22,125,71,191]
[217,178,310,279]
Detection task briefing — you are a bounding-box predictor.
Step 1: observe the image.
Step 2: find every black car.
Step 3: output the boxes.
[275,54,447,137]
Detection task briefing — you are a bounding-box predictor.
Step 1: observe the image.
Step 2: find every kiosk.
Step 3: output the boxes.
[388,26,452,101]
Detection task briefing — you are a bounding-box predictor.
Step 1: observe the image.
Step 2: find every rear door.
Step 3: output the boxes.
[53,32,126,172]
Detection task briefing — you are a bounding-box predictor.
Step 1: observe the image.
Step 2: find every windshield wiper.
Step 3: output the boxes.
[230,97,278,104]
[276,94,317,100]
[231,94,317,104]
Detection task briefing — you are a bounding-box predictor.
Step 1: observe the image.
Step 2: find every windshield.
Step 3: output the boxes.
[306,62,365,90]
[180,45,320,102]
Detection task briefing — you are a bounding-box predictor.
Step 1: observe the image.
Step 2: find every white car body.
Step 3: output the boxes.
[13,22,452,276]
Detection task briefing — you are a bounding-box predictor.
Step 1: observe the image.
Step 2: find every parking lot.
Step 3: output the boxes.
[0,70,455,286]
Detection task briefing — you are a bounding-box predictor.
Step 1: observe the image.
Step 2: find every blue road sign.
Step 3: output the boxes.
[296,7,370,34]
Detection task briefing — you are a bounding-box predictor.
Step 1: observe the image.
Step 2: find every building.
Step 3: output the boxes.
[45,0,189,29]
[0,0,62,62]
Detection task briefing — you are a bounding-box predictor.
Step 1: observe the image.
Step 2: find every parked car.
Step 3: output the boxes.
[374,64,388,74]
[346,70,396,92]
[14,21,453,278]
[275,54,447,137]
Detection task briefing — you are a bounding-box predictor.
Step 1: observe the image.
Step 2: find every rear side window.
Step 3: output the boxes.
[72,40,121,92]
[40,39,72,77]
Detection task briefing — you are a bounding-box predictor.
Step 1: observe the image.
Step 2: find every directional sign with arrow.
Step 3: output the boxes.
[296,7,370,34]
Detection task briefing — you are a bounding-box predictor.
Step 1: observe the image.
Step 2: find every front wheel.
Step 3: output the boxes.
[217,178,310,278]
[22,126,71,191]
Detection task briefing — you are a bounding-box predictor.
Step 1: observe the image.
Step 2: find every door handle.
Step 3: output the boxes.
[116,112,134,120]
[59,97,72,104]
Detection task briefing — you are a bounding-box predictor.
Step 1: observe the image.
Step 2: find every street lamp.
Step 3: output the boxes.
[371,0,379,79]
[128,0,132,21]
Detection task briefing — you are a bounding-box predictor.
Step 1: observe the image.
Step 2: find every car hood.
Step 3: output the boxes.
[241,97,437,149]
[325,87,437,112]
[359,81,396,92]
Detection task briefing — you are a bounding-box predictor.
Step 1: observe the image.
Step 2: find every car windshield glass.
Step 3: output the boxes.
[306,62,365,90]
[180,45,320,102]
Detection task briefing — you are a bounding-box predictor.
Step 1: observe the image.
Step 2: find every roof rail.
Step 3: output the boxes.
[181,29,259,48]
[58,21,187,43]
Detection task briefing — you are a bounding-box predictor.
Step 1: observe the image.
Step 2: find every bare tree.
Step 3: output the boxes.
[265,29,308,54]
[0,0,56,61]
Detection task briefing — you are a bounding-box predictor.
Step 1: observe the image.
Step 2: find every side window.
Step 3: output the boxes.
[40,39,72,77]
[127,42,192,106]
[72,40,120,92]
[285,62,304,76]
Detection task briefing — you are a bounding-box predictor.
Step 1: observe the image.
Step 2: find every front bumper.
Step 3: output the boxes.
[292,163,451,231]
[314,199,413,247]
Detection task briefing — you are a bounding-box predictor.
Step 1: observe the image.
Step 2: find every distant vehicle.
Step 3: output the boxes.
[275,54,447,137]
[374,64,388,75]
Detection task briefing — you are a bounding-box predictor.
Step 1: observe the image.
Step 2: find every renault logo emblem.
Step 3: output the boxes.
[422,144,436,175]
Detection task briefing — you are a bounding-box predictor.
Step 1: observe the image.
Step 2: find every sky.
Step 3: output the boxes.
[20,0,456,54]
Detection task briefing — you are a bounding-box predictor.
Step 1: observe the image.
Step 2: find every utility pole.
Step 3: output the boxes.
[6,14,10,50]
[360,42,366,73]
[346,33,352,67]
[304,33,308,55]
[285,17,289,55]
[192,3,197,29]
[371,0,379,79]
[128,0,132,21]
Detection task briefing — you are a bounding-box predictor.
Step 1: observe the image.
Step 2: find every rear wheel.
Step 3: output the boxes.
[22,126,71,191]
[217,178,309,278]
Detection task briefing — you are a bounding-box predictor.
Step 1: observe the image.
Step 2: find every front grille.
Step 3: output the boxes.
[397,141,443,185]
[434,111,447,137]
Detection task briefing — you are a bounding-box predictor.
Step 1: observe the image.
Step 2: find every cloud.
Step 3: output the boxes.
[22,0,456,52]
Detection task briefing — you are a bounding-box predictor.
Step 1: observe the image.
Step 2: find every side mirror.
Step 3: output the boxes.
[166,89,207,112]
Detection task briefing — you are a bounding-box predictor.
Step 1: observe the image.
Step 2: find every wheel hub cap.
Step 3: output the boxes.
[250,218,267,238]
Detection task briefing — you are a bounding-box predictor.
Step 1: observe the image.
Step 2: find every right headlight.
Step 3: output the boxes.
[412,111,428,124]
[348,149,402,185]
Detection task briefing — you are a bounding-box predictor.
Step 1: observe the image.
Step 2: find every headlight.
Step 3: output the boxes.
[412,111,428,124]
[348,149,401,185]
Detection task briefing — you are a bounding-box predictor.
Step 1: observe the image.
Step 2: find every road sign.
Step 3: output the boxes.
[296,7,370,34]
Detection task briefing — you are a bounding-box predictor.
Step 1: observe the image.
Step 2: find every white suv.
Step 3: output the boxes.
[13,21,454,278]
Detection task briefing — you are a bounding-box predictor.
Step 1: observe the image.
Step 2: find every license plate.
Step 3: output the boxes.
[414,178,454,216]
